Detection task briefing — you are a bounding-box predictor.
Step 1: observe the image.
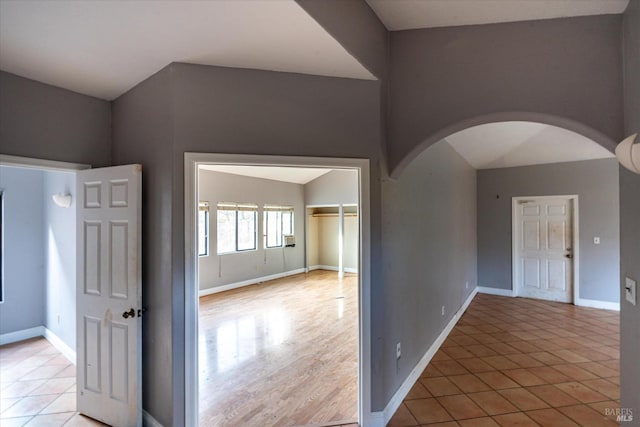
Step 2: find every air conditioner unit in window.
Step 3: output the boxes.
[284,234,296,247]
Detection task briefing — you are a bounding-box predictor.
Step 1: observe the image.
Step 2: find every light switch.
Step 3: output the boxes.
[626,277,637,306]
[594,237,600,245]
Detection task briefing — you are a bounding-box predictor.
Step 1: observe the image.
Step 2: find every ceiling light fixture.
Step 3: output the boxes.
[615,133,640,174]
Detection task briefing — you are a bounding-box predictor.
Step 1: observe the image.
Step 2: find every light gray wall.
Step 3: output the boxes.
[621,0,640,420]
[478,158,620,302]
[0,71,111,167]
[380,141,477,405]
[304,169,358,206]
[198,170,305,290]
[112,63,384,424]
[388,15,624,174]
[0,166,45,334]
[43,170,76,349]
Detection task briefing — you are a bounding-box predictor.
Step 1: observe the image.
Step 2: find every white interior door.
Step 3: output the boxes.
[76,164,142,426]
[514,197,573,303]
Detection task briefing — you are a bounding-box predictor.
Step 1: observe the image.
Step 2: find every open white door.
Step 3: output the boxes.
[76,164,142,426]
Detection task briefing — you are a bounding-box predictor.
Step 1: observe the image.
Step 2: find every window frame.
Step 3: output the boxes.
[264,205,294,249]
[198,201,210,257]
[216,202,258,254]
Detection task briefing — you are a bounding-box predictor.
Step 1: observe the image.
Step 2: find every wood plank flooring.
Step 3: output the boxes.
[198,270,359,427]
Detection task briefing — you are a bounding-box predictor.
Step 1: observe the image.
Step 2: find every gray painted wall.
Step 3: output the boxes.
[294,0,389,80]
[478,159,620,303]
[388,15,624,174]
[621,0,640,421]
[198,170,305,291]
[0,166,45,334]
[380,141,477,406]
[112,63,384,424]
[304,169,358,206]
[0,71,111,167]
[43,170,76,349]
[111,67,175,424]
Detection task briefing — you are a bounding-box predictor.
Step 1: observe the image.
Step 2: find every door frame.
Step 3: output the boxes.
[511,195,580,303]
[184,153,372,426]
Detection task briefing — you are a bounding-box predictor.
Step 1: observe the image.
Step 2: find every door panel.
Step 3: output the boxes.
[77,164,141,427]
[515,197,573,303]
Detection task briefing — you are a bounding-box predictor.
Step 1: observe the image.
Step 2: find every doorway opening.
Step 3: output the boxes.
[184,153,372,427]
[0,155,86,424]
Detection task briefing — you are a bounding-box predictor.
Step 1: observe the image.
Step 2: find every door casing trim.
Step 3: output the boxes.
[184,152,372,426]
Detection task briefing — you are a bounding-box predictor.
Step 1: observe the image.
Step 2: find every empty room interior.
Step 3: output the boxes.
[0,1,639,427]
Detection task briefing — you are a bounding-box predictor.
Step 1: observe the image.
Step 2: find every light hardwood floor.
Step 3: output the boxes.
[198,270,359,427]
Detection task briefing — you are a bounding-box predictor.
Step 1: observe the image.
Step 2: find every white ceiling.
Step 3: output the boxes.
[366,0,629,31]
[199,165,332,185]
[0,0,375,100]
[445,121,614,170]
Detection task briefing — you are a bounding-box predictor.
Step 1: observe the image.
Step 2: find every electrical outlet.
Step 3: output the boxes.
[57,315,60,325]
[625,277,637,306]
[396,342,401,359]
[441,306,445,316]
[465,281,469,289]
[594,237,600,245]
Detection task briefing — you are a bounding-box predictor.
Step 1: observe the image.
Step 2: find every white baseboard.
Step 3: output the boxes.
[575,298,620,311]
[43,328,76,365]
[0,326,44,346]
[309,265,358,274]
[477,286,514,297]
[382,288,478,425]
[199,268,306,296]
[143,410,163,427]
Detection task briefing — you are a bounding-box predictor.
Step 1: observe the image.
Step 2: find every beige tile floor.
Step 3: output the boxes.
[388,294,620,427]
[0,337,106,427]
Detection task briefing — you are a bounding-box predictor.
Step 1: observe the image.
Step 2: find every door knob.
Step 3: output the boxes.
[122,308,135,319]
[565,254,573,259]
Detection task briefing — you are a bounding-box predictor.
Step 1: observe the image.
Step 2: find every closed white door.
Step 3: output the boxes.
[76,165,142,426]
[514,197,573,303]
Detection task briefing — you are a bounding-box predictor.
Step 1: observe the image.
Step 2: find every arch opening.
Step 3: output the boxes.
[390,112,619,179]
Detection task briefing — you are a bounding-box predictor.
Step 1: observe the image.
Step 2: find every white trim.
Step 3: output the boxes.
[512,195,579,304]
[382,289,478,426]
[309,265,358,274]
[42,328,76,365]
[185,153,371,427]
[0,154,90,171]
[477,286,515,297]
[0,326,44,345]
[198,268,306,296]
[143,410,164,427]
[0,327,77,365]
[575,298,620,311]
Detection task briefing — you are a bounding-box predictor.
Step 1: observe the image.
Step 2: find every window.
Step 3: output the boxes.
[264,205,294,248]
[217,203,257,254]
[198,202,209,257]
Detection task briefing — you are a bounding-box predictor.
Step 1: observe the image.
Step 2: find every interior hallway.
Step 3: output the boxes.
[389,294,620,427]
[198,269,359,427]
